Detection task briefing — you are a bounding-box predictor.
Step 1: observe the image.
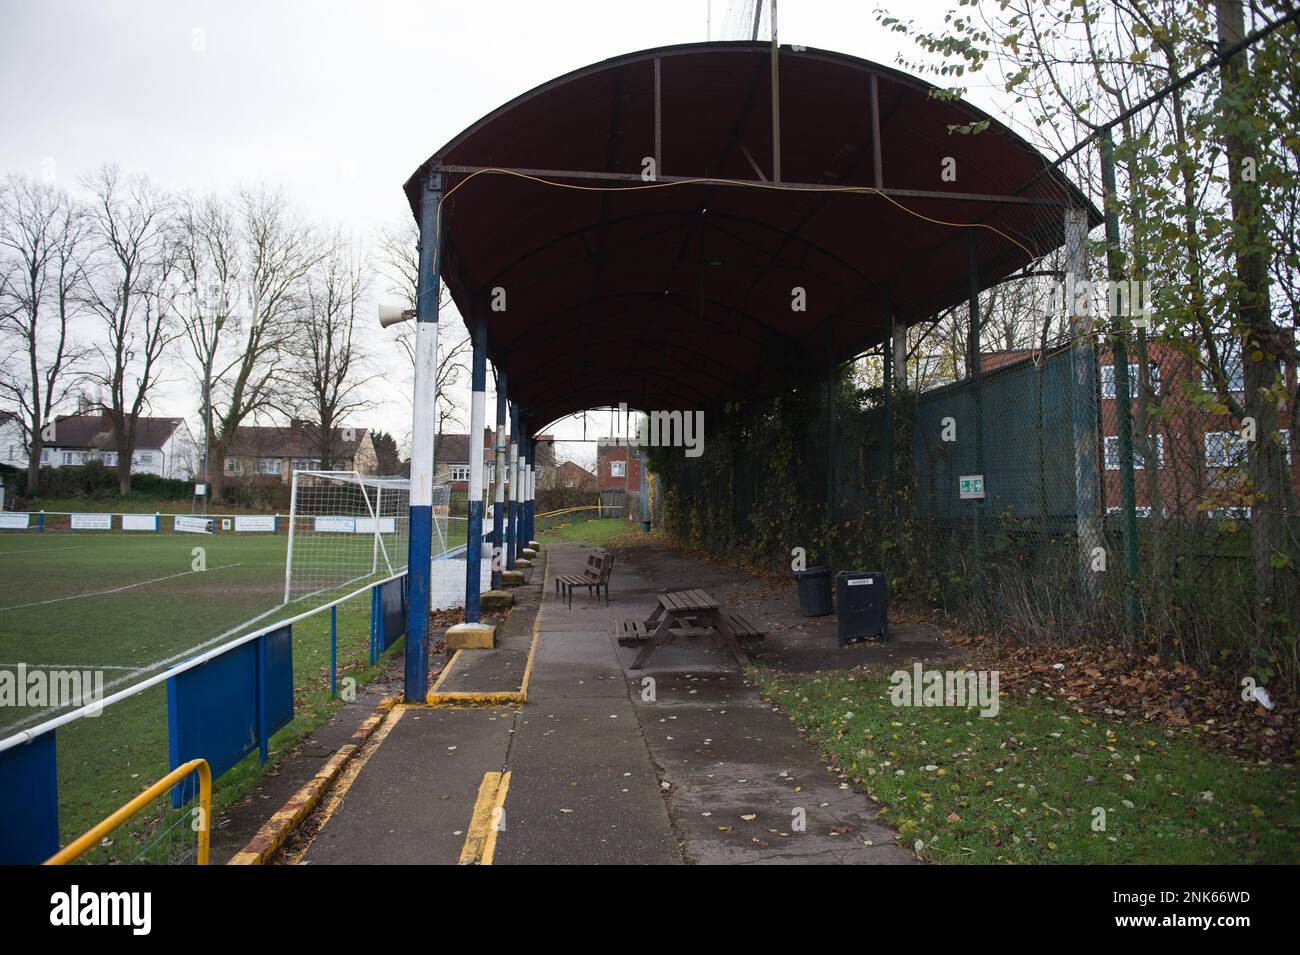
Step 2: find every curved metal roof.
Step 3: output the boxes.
[405,41,1099,433]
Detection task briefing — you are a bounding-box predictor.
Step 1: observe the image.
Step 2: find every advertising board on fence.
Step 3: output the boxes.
[0,513,30,530]
[234,515,276,532]
[174,515,214,534]
[355,517,397,534]
[315,516,356,533]
[70,513,112,530]
[122,514,157,531]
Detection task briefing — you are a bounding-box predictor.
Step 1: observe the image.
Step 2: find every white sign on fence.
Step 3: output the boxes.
[355,517,397,534]
[121,514,156,531]
[959,475,986,500]
[315,516,356,533]
[0,513,30,529]
[70,513,112,530]
[174,515,214,534]
[234,515,276,532]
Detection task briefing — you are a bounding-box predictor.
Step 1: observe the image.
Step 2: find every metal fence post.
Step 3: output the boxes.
[968,231,986,599]
[1100,130,1141,630]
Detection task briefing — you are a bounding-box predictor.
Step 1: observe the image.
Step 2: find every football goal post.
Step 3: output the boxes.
[283,471,446,603]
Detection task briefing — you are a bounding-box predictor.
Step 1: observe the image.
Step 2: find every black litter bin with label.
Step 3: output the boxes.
[793,565,833,616]
[836,571,888,644]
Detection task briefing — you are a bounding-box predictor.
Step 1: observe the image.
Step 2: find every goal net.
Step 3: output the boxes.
[283,471,443,603]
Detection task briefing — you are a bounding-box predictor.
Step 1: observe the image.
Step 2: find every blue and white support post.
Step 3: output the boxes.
[445,316,495,649]
[403,173,442,702]
[506,402,519,571]
[464,317,488,621]
[490,374,507,590]
[526,437,537,545]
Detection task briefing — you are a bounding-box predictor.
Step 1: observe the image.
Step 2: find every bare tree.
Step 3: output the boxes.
[172,191,240,498]
[291,231,374,468]
[0,174,90,494]
[376,219,471,442]
[81,165,176,495]
[175,187,318,502]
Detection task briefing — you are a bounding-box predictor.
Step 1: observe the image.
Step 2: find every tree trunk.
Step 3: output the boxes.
[1215,0,1293,636]
[25,438,41,495]
[210,443,229,504]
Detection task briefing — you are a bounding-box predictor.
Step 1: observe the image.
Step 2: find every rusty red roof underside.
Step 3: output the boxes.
[405,42,1098,433]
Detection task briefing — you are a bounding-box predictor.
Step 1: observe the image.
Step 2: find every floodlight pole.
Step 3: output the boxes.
[491,372,508,590]
[464,316,488,623]
[403,173,443,703]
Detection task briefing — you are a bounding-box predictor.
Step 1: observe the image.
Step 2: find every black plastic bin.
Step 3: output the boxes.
[836,571,889,644]
[793,565,833,616]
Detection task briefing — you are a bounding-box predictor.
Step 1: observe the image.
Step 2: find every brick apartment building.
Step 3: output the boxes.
[984,342,1297,518]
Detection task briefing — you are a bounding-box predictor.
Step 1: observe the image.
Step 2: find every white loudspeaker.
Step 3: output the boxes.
[378,303,415,328]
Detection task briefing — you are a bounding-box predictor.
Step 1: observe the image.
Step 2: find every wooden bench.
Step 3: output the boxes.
[560,552,615,608]
[555,552,602,598]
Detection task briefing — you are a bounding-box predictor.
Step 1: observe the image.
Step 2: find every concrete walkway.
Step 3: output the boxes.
[283,539,928,864]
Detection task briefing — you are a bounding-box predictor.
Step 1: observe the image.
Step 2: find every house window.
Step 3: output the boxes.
[225,458,240,475]
[292,459,320,472]
[102,452,118,467]
[610,460,626,478]
[1202,355,1245,394]
[137,452,154,465]
[449,464,471,482]
[61,451,81,465]
[1104,435,1164,470]
[1207,506,1250,520]
[40,449,49,464]
[257,458,281,475]
[1107,505,1152,518]
[1204,431,1247,468]
[1100,363,1160,399]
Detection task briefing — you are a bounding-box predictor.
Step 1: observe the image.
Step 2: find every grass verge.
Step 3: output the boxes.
[755,666,1298,864]
[539,517,643,548]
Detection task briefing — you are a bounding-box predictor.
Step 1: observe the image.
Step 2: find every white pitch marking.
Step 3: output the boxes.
[0,544,89,557]
[0,563,243,612]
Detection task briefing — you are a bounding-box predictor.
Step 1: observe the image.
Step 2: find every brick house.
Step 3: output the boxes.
[0,413,199,479]
[554,460,596,492]
[223,420,378,484]
[595,444,643,491]
[983,343,1297,518]
[431,430,556,492]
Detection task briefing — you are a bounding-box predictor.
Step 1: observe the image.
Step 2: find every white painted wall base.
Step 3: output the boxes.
[430,546,493,610]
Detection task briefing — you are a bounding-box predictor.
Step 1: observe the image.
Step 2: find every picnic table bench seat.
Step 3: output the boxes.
[721,608,767,640]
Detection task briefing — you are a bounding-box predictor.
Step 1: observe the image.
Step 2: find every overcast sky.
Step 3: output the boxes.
[1,0,1009,469]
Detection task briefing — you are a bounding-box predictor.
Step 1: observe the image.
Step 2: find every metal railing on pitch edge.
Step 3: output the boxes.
[0,567,410,865]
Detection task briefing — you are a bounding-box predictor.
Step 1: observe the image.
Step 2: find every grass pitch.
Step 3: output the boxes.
[0,528,418,853]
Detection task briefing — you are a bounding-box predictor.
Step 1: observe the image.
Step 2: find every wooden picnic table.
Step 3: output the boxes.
[629,588,751,670]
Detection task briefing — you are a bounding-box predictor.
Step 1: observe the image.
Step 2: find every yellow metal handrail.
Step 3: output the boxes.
[45,758,212,865]
[536,505,606,519]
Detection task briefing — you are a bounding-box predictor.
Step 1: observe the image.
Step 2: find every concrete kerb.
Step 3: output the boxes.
[227,695,401,865]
